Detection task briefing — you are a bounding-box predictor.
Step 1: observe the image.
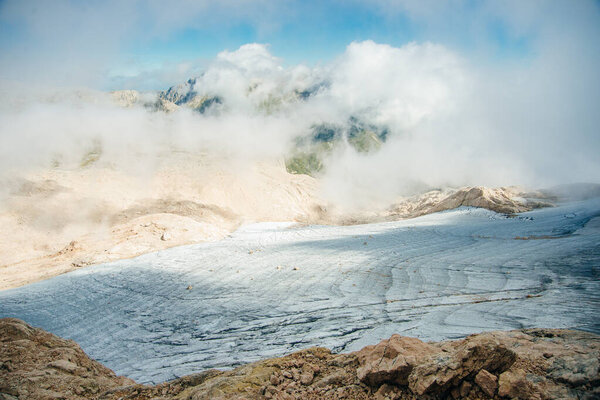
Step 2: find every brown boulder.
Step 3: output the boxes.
[355,334,440,386]
[407,334,515,395]
[300,370,314,385]
[474,369,497,397]
[498,369,541,399]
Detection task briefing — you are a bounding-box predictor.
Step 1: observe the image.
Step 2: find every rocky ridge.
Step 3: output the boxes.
[1,318,598,400]
[315,186,552,226]
[387,186,551,219]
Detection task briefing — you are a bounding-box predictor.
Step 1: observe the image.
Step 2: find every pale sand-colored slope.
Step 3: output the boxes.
[0,153,545,290]
[0,155,323,290]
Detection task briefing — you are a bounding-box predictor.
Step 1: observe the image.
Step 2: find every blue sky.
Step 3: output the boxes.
[0,0,597,90]
[117,1,530,70]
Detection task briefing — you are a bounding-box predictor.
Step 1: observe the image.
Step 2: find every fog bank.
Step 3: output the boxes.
[1,1,599,209]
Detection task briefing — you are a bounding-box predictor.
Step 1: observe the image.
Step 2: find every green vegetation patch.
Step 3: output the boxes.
[80,141,103,168]
[348,129,382,153]
[285,151,323,176]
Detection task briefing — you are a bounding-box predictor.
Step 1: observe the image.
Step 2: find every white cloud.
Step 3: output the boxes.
[327,40,466,129]
[0,0,599,209]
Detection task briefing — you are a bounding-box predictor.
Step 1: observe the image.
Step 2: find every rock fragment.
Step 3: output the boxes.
[474,369,498,397]
[300,370,314,385]
[356,334,439,386]
[498,369,540,399]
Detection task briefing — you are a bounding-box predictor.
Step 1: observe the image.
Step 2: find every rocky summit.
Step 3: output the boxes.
[1,318,599,400]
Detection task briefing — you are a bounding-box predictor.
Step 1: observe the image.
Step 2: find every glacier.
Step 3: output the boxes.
[1,199,599,384]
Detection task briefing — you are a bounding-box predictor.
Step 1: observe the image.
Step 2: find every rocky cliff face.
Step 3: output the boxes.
[1,318,598,399]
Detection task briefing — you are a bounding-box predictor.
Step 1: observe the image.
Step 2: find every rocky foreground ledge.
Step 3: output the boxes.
[1,318,598,400]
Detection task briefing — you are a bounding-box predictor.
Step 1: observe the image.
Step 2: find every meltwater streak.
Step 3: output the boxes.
[1,199,599,384]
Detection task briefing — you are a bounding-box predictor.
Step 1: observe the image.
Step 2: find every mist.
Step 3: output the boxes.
[0,0,599,210]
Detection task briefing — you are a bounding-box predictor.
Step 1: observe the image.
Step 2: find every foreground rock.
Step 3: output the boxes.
[2,319,598,399]
[356,330,599,399]
[0,318,133,399]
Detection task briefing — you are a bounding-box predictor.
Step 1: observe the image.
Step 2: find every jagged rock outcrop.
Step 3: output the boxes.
[355,329,599,400]
[156,78,223,114]
[160,78,198,104]
[1,319,598,399]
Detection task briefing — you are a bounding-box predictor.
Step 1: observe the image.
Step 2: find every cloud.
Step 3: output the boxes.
[0,1,599,210]
[327,40,466,129]
[0,0,293,88]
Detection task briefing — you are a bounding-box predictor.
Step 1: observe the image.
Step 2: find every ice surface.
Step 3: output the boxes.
[1,200,599,384]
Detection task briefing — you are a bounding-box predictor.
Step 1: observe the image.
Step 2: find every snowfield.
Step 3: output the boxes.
[1,199,599,384]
